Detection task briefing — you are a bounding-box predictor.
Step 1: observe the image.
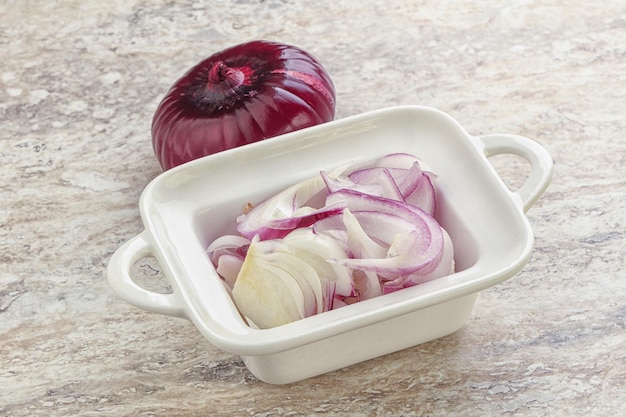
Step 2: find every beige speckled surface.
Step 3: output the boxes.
[1,0,625,415]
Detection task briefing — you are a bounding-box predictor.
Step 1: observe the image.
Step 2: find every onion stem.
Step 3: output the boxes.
[207,61,245,88]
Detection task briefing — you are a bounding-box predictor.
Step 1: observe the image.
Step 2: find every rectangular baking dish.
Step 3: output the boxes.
[107,105,553,384]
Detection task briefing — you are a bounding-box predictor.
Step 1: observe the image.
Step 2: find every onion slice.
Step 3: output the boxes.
[232,237,307,328]
[208,152,455,328]
[318,194,444,278]
[345,158,436,215]
[282,228,353,298]
[230,227,356,328]
[236,166,347,240]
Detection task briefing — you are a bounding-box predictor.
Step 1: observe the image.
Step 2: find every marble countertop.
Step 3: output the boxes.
[2,0,625,415]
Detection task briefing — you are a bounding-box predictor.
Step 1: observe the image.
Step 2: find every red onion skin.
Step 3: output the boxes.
[152,40,336,170]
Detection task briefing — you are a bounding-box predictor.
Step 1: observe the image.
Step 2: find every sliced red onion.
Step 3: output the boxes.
[326,189,437,233]
[322,167,404,201]
[208,153,455,328]
[230,228,358,328]
[377,153,437,215]
[381,276,406,295]
[215,253,245,289]
[282,228,353,298]
[340,209,388,260]
[381,229,455,294]
[352,270,383,301]
[262,249,324,318]
[236,172,345,240]
[313,209,424,259]
[346,160,436,215]
[404,171,436,216]
[232,238,307,328]
[206,234,251,255]
[347,165,415,196]
[324,190,444,277]
[405,228,455,286]
[375,152,430,170]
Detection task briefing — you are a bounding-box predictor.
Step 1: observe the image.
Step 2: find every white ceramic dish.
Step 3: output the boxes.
[107,105,553,384]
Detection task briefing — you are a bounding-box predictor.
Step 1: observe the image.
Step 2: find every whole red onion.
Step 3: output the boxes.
[151,40,336,170]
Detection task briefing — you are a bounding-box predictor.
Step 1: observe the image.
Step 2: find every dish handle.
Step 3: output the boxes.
[478,134,553,212]
[107,232,187,318]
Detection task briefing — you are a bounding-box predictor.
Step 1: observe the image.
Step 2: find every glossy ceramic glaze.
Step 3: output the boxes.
[108,105,553,384]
